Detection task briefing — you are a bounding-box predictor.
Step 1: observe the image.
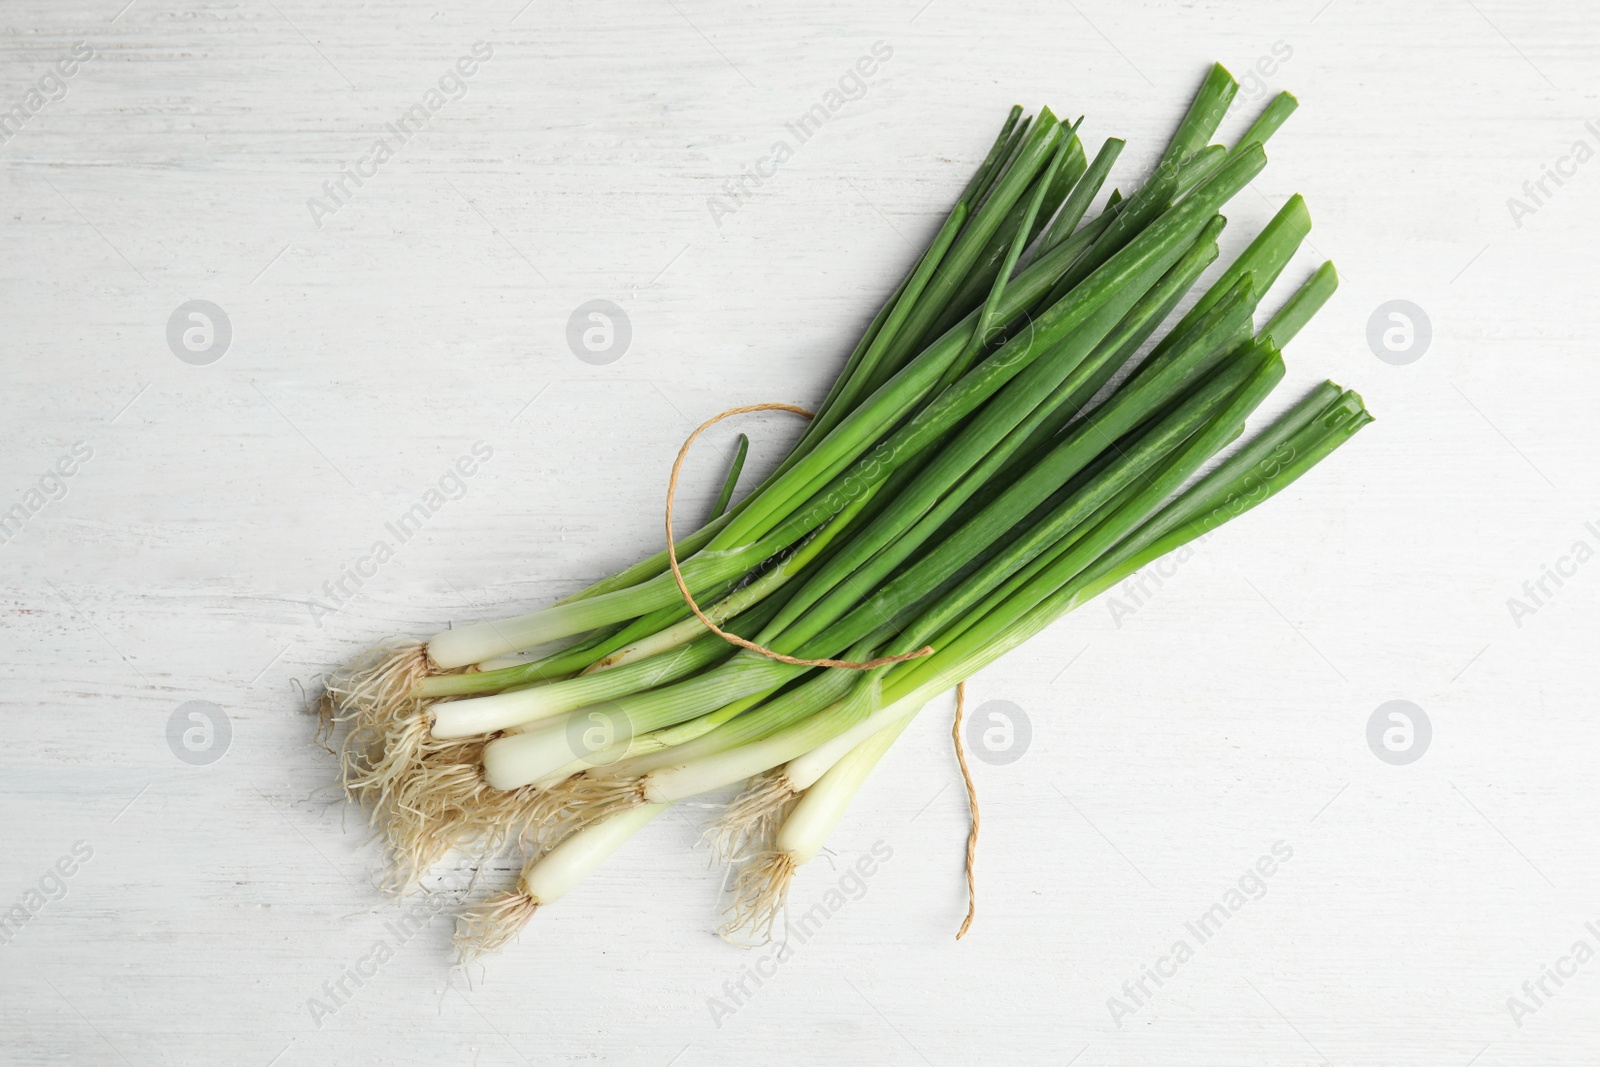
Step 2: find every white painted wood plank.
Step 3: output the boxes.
[4,1,1599,1064]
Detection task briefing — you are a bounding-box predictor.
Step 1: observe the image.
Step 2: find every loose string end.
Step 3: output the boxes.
[952,680,979,940]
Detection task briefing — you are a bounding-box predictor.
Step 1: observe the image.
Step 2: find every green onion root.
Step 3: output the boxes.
[454,803,667,960]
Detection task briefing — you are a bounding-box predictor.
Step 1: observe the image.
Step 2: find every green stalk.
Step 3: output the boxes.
[1036,137,1125,254]
[1153,194,1310,357]
[1173,144,1227,198]
[956,135,1078,377]
[708,435,749,520]
[1231,91,1298,156]
[1261,261,1338,347]
[1159,62,1239,169]
[971,113,1035,212]
[961,106,1025,203]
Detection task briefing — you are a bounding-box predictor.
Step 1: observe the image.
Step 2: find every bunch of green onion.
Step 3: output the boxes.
[319,63,1372,957]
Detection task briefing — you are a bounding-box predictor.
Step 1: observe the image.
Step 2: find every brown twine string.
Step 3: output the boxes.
[664,403,935,671]
[951,680,979,940]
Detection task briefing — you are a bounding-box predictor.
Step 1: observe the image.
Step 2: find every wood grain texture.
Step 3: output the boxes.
[3,0,1598,1064]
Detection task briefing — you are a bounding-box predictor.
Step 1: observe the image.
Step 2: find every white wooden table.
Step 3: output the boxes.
[4,1,1598,1063]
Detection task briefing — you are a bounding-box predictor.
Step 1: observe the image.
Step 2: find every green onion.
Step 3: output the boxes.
[313,71,1376,951]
